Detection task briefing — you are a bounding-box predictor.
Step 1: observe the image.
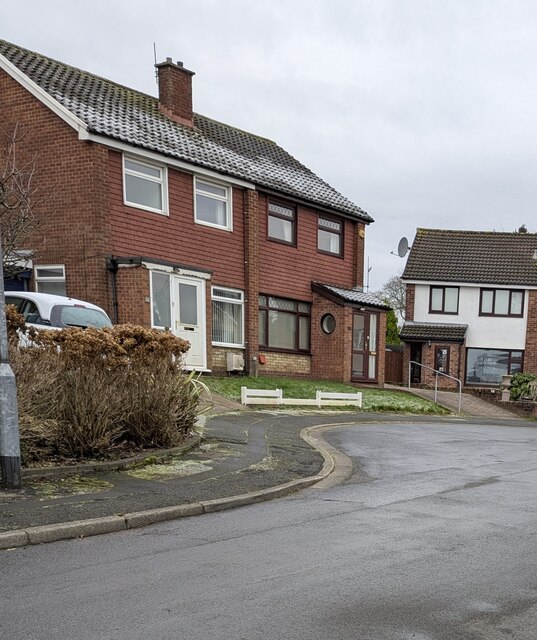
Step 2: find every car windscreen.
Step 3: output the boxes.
[50,305,112,329]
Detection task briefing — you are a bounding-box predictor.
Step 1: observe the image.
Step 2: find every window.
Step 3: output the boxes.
[34,265,66,296]
[480,289,524,317]
[318,216,343,256]
[435,346,450,374]
[212,287,244,347]
[466,348,523,385]
[123,156,167,214]
[259,295,310,352]
[321,313,336,334]
[195,178,232,230]
[268,201,296,245]
[150,271,172,329]
[429,286,459,314]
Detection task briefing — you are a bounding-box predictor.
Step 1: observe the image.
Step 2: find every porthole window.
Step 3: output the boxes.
[321,313,336,334]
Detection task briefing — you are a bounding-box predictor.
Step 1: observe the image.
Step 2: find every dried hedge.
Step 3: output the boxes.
[6,308,204,463]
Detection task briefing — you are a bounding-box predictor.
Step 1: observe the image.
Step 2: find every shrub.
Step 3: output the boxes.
[510,373,537,401]
[9,322,200,462]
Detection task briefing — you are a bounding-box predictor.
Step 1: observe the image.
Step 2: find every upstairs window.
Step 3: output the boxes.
[429,286,459,314]
[268,201,296,245]
[318,216,343,256]
[123,156,167,214]
[480,289,524,317]
[35,265,66,296]
[194,178,232,230]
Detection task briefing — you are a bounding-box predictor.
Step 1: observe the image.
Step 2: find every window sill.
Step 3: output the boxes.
[124,201,168,216]
[195,219,232,232]
[212,342,245,349]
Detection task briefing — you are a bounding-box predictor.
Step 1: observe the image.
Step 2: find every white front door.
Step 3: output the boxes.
[173,275,206,370]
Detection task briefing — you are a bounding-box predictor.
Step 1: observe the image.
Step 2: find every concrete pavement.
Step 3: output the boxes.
[388,384,520,418]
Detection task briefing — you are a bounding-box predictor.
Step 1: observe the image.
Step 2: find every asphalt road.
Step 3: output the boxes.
[3,418,537,640]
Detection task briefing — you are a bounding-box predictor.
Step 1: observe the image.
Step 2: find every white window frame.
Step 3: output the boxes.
[211,286,244,347]
[194,177,232,231]
[123,155,168,215]
[34,264,66,294]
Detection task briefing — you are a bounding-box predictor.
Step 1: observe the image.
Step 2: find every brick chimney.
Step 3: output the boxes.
[155,57,195,127]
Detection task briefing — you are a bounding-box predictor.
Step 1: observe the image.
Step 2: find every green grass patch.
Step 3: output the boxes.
[203,375,449,415]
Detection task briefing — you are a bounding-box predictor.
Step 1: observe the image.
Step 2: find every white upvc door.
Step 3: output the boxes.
[173,275,206,370]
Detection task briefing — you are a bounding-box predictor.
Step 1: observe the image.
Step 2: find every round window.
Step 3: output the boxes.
[321,313,336,334]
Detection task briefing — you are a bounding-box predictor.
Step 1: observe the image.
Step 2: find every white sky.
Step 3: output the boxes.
[3,0,537,290]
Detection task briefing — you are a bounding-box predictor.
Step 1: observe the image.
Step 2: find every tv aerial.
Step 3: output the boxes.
[391,236,411,258]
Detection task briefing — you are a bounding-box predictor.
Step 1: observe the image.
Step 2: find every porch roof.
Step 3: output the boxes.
[312,283,391,310]
[399,321,468,342]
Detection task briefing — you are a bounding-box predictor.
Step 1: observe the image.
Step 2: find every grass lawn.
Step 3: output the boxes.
[202,375,449,415]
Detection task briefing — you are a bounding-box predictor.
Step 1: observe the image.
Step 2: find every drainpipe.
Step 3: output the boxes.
[107,257,119,324]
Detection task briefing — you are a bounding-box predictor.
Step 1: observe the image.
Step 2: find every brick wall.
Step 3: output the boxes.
[211,347,246,374]
[115,265,151,325]
[108,151,246,291]
[258,352,311,376]
[404,340,464,389]
[243,189,260,373]
[0,69,112,313]
[524,290,537,375]
[257,192,360,301]
[405,284,415,321]
[311,293,348,380]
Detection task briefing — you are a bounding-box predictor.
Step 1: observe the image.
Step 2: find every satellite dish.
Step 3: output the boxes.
[397,237,410,258]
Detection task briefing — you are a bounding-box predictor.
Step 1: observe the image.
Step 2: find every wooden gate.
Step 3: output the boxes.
[385,349,404,384]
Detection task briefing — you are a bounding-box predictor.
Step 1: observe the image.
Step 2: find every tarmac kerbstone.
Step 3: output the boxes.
[25,515,126,545]
[124,504,204,529]
[0,529,28,550]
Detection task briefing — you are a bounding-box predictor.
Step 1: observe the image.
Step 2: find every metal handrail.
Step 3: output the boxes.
[408,360,462,414]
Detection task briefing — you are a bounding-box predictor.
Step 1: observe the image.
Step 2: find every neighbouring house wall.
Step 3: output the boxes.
[0,69,112,313]
[419,341,464,390]
[405,284,415,321]
[524,290,537,374]
[413,283,528,349]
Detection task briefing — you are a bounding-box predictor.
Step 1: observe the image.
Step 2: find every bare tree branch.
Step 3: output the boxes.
[0,123,42,277]
[376,274,406,324]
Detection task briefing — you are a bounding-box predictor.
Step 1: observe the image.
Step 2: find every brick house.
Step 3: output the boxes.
[0,39,389,383]
[400,228,537,388]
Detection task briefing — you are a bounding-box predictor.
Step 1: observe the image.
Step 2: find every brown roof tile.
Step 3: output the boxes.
[402,228,537,286]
